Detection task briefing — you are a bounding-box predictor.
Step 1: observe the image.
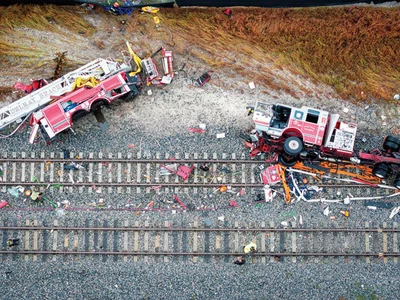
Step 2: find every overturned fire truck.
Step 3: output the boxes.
[0,43,174,144]
[245,102,400,189]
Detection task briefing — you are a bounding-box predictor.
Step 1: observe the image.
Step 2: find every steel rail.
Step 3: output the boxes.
[0,181,372,188]
[0,158,261,163]
[0,250,398,257]
[0,182,263,187]
[1,227,399,232]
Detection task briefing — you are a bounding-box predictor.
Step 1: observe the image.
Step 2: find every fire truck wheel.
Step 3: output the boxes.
[383,136,400,152]
[91,100,108,112]
[72,110,88,122]
[372,163,389,179]
[394,174,400,189]
[278,155,297,167]
[283,137,303,156]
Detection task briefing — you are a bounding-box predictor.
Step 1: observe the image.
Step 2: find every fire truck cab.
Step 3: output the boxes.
[252,102,357,160]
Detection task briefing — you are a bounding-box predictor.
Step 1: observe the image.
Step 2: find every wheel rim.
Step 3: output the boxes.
[288,139,300,151]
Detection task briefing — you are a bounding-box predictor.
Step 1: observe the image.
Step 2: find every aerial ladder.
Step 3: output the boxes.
[0,58,131,131]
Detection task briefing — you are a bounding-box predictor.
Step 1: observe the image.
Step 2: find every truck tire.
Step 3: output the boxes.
[283,137,303,156]
[394,174,400,189]
[278,154,297,167]
[372,163,389,179]
[383,136,400,152]
[72,110,88,122]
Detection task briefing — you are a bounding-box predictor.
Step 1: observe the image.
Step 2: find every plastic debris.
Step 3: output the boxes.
[281,221,289,227]
[196,72,212,87]
[8,187,20,197]
[216,133,226,139]
[389,206,400,219]
[219,185,227,192]
[199,123,206,130]
[340,210,350,217]
[188,128,205,133]
[218,216,225,222]
[367,206,377,210]
[229,199,239,207]
[330,216,336,220]
[173,195,187,210]
[299,215,303,225]
[249,82,255,89]
[263,185,275,202]
[394,94,400,101]
[323,207,331,216]
[0,201,8,209]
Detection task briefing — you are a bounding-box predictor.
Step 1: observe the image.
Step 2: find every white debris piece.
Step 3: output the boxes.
[218,216,225,221]
[393,94,400,100]
[249,82,255,89]
[199,123,206,130]
[281,221,289,227]
[389,206,400,219]
[323,206,331,216]
[216,133,225,138]
[263,185,275,203]
[147,89,152,95]
[343,107,349,113]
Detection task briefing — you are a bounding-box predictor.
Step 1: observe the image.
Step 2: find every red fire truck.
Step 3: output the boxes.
[29,71,141,143]
[246,102,400,188]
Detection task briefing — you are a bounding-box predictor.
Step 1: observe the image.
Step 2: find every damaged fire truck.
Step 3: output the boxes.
[0,43,174,144]
[245,102,400,189]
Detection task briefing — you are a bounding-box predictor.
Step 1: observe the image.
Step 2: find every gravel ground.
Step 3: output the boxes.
[1,261,400,299]
[1,3,400,299]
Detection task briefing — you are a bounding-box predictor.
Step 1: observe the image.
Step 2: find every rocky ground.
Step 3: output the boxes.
[1,3,400,300]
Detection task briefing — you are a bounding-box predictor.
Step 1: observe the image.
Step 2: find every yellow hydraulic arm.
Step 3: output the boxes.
[277,164,291,204]
[126,41,143,76]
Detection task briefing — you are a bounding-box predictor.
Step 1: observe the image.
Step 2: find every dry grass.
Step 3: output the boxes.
[158,6,400,101]
[0,5,399,102]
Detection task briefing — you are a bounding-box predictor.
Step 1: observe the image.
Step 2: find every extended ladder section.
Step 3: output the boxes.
[291,161,381,184]
[0,59,131,129]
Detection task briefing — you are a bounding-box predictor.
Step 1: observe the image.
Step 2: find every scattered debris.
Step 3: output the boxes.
[195,71,212,87]
[188,127,205,133]
[222,8,232,18]
[218,216,225,222]
[216,133,225,139]
[340,210,350,217]
[389,206,400,219]
[363,201,394,209]
[8,186,20,197]
[263,185,275,202]
[0,200,8,209]
[229,199,239,207]
[173,195,187,210]
[323,207,331,216]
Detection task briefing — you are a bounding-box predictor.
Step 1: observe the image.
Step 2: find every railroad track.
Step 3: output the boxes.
[1,220,399,263]
[0,152,395,197]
